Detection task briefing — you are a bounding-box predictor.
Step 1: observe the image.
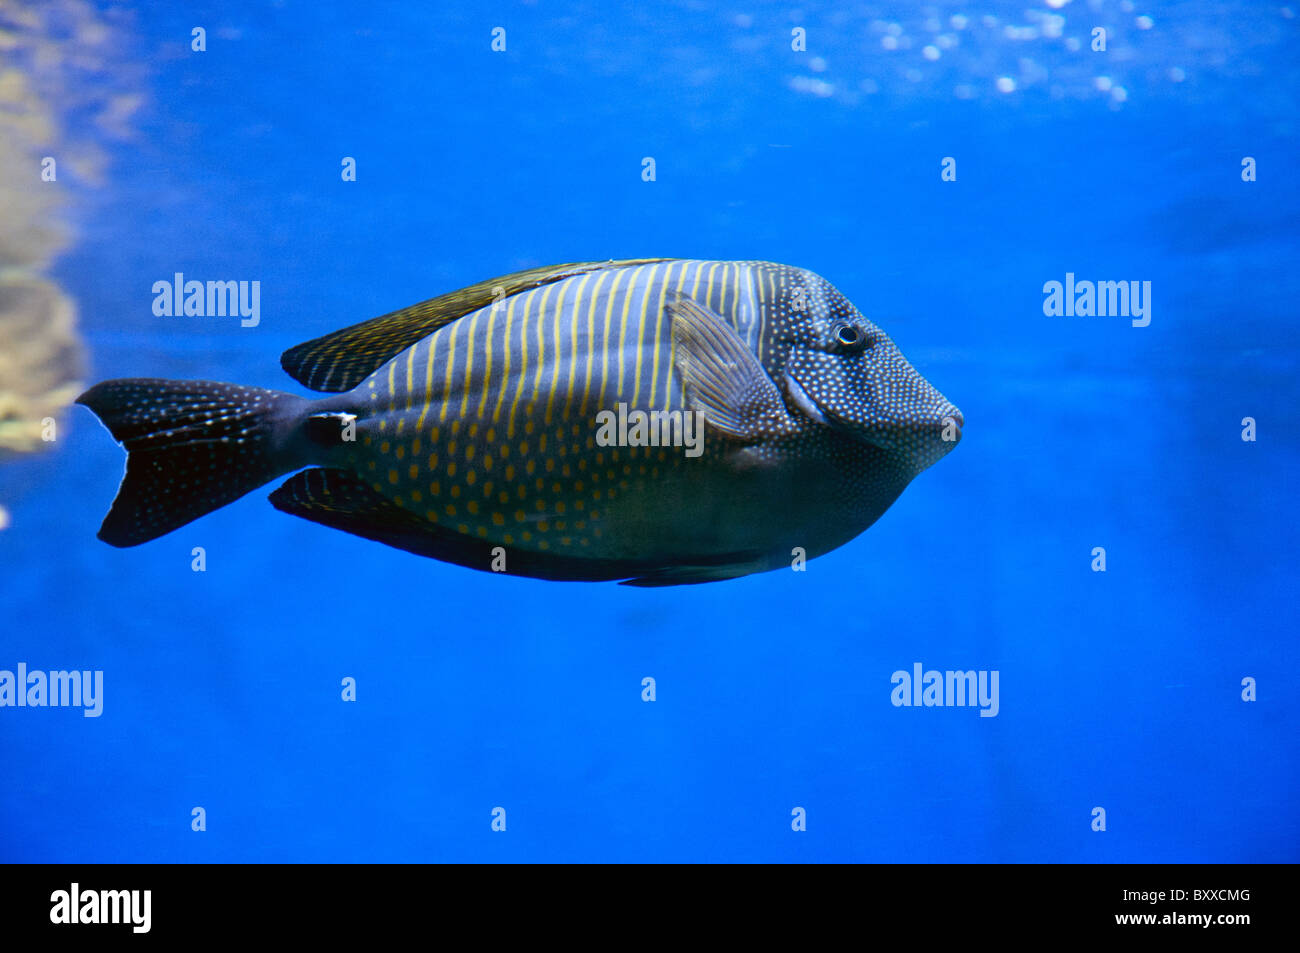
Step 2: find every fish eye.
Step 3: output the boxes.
[832,323,868,351]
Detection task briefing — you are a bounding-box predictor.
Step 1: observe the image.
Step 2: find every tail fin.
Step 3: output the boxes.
[76,378,306,546]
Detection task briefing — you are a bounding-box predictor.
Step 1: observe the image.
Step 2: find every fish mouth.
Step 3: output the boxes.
[945,408,964,436]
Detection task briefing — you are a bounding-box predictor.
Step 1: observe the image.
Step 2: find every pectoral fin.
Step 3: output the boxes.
[667,294,792,442]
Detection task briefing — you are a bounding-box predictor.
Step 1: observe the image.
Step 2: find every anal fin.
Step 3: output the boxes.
[269,468,451,559]
[269,468,666,582]
[618,555,770,587]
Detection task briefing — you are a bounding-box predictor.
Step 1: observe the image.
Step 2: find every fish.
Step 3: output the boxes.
[77,258,962,585]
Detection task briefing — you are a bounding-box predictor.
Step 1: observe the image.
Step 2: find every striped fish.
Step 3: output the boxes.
[77,259,962,585]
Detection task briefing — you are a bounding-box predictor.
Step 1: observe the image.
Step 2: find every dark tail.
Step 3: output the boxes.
[76,378,308,546]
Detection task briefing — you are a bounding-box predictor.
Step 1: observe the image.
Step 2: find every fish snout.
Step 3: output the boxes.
[943,405,964,438]
[902,399,963,471]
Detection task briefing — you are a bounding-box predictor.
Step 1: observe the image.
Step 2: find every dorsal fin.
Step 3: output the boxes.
[280,258,677,392]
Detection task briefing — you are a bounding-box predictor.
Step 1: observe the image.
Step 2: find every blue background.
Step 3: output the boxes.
[1,0,1296,861]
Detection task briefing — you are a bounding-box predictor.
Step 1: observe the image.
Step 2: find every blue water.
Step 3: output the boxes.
[2,1,1297,862]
